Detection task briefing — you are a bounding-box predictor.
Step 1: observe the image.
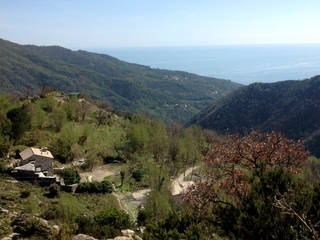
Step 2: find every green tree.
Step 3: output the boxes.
[50,138,73,163]
[177,127,204,177]
[143,160,171,223]
[51,107,67,132]
[29,103,47,129]
[167,122,183,175]
[58,168,80,185]
[128,122,149,154]
[148,120,169,163]
[63,96,79,121]
[38,96,57,113]
[0,135,12,158]
[7,107,31,141]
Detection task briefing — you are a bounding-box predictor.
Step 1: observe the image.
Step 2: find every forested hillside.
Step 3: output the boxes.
[0,92,320,240]
[189,75,320,156]
[0,91,211,239]
[0,39,241,123]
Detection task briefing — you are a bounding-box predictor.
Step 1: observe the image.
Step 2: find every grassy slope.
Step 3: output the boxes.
[0,174,119,238]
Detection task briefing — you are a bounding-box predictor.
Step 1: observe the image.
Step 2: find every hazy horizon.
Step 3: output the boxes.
[1,0,319,48]
[94,44,320,85]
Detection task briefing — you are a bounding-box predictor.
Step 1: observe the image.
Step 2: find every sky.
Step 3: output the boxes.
[0,0,319,48]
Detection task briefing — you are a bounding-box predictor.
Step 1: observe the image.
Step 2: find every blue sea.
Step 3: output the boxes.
[93,44,320,85]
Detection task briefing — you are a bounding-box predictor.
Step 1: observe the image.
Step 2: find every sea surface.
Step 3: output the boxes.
[93,44,320,85]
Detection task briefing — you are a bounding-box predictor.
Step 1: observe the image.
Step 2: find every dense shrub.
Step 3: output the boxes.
[7,107,31,140]
[59,168,80,185]
[20,190,30,198]
[0,135,11,158]
[131,169,143,182]
[76,180,112,194]
[50,138,73,163]
[41,202,76,224]
[47,184,60,198]
[143,210,206,240]
[76,208,133,239]
[0,159,7,173]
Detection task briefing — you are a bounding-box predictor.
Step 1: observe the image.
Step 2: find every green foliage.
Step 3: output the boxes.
[0,115,12,137]
[127,120,150,153]
[143,210,206,240]
[20,190,31,198]
[148,120,169,162]
[198,167,316,240]
[0,135,11,158]
[63,97,79,121]
[47,184,60,198]
[76,180,113,194]
[76,208,133,238]
[50,107,67,132]
[177,126,206,173]
[29,103,47,129]
[38,96,57,113]
[303,156,320,183]
[50,123,81,163]
[131,169,143,182]
[58,168,80,185]
[308,182,320,235]
[0,159,7,173]
[236,168,300,240]
[94,208,132,228]
[7,106,31,140]
[50,138,73,163]
[143,160,171,223]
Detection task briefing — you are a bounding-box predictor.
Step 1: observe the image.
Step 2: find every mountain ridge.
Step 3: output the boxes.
[189,75,320,156]
[0,38,241,123]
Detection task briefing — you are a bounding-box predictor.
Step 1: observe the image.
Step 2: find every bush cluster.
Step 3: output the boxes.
[76,180,113,194]
[131,169,143,182]
[58,168,80,185]
[76,208,133,238]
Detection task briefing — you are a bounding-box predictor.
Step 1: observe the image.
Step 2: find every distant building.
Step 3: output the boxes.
[19,147,54,175]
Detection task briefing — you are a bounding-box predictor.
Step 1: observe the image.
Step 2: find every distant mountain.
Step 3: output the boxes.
[0,39,241,123]
[189,76,320,156]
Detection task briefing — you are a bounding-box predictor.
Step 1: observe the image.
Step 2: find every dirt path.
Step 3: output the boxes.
[80,164,199,220]
[171,166,200,195]
[117,166,200,219]
[79,164,120,182]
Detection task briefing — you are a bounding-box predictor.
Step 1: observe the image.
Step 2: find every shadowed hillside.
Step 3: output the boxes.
[189,75,320,156]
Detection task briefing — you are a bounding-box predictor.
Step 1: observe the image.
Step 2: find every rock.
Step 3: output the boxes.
[1,233,21,240]
[61,183,78,193]
[0,208,9,214]
[39,218,49,226]
[137,227,145,234]
[72,234,98,240]
[121,229,135,237]
[11,214,52,237]
[133,235,143,240]
[114,236,132,240]
[52,225,60,232]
